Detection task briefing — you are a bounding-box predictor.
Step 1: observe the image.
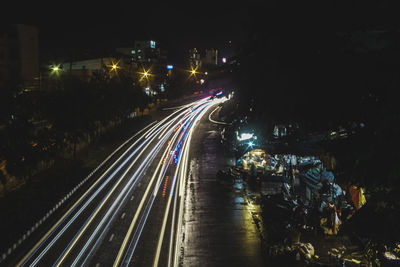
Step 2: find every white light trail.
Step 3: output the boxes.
[54,118,178,267]
[20,121,159,267]
[20,96,227,267]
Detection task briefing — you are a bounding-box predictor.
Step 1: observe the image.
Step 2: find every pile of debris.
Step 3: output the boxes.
[226,149,374,265]
[216,147,400,265]
[233,150,367,235]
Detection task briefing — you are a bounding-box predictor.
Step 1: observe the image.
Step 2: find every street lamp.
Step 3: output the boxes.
[50,64,62,76]
[188,66,198,77]
[139,68,152,81]
[109,62,120,72]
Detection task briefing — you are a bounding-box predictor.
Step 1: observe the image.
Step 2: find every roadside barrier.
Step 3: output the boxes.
[0,165,101,264]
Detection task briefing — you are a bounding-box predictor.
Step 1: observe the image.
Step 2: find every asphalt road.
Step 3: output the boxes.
[182,104,265,267]
[14,96,227,267]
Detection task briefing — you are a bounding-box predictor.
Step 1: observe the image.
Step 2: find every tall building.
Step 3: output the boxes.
[130,40,161,64]
[0,24,39,89]
[203,48,218,66]
[0,25,18,85]
[116,41,169,95]
[188,48,201,68]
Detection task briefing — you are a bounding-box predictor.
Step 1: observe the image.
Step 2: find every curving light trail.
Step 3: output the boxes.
[17,96,228,267]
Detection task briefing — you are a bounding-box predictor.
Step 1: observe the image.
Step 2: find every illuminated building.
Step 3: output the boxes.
[188,48,201,68]
[203,48,218,66]
[129,40,164,63]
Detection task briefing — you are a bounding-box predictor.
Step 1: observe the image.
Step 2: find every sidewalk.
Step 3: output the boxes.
[182,110,265,266]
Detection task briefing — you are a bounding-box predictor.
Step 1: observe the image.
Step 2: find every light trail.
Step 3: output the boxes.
[153,100,217,267]
[55,107,194,266]
[208,102,232,125]
[18,121,157,267]
[17,96,229,267]
[30,121,168,267]
[114,121,184,267]
[54,120,173,267]
[118,100,212,267]
[73,127,173,266]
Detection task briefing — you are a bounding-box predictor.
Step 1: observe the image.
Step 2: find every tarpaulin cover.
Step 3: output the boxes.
[301,168,335,189]
[348,186,366,210]
[321,170,335,182]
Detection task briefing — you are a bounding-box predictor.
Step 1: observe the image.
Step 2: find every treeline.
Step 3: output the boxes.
[0,72,150,188]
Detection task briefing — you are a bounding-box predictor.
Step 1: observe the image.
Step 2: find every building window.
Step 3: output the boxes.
[150,40,156,48]
[131,50,135,54]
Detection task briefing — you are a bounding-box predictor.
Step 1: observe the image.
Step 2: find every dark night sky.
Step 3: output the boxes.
[33,2,253,64]
[32,0,399,64]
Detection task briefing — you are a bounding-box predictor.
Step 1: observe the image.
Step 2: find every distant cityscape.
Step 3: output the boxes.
[1,24,233,96]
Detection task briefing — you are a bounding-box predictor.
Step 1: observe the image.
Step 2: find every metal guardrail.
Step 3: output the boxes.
[0,163,103,264]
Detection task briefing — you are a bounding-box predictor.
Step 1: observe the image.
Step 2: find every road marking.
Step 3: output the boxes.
[121,213,126,219]
[109,234,115,242]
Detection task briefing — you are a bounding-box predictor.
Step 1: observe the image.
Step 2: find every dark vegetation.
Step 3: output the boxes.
[0,71,150,190]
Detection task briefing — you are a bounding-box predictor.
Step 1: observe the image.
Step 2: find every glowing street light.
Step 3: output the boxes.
[50,64,62,76]
[139,68,152,81]
[188,67,198,77]
[109,62,120,72]
[107,60,121,73]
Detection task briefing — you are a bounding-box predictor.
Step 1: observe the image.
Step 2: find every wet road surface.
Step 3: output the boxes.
[181,109,265,266]
[13,97,228,267]
[9,96,265,267]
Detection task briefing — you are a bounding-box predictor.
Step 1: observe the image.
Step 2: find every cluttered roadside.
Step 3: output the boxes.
[215,103,400,266]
